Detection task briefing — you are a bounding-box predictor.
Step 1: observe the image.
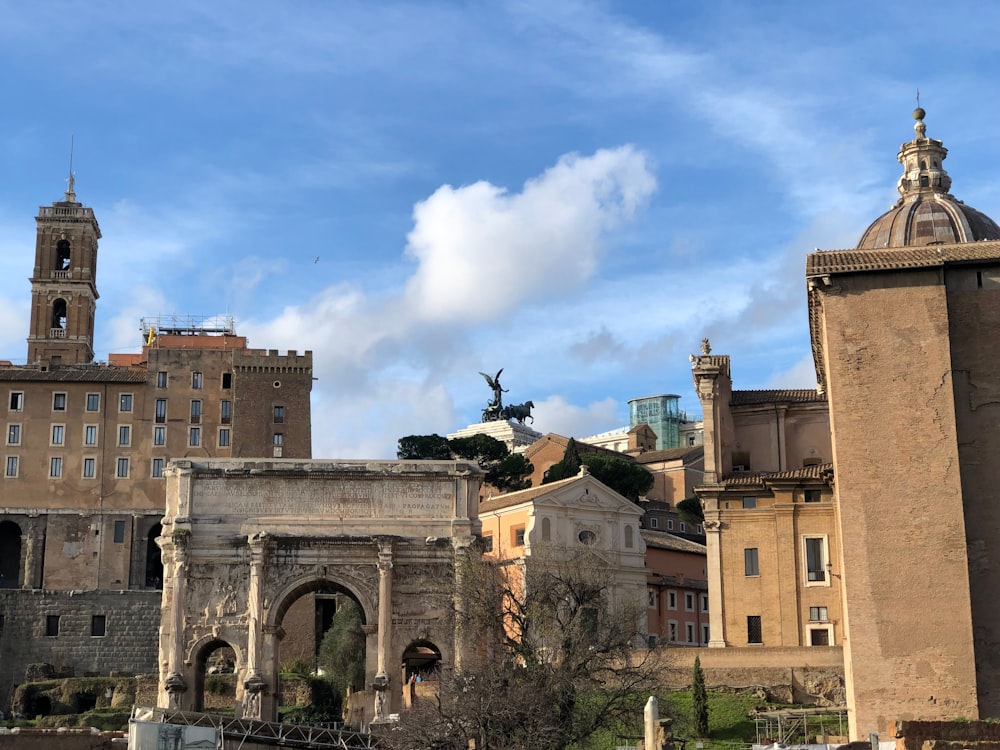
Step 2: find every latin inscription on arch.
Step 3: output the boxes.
[197,478,455,520]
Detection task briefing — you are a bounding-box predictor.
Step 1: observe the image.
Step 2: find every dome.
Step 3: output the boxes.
[857,109,1000,249]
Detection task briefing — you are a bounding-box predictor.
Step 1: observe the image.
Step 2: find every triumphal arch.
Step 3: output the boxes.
[156,458,483,723]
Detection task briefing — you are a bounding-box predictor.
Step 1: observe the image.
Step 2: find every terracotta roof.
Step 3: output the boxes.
[634,445,703,465]
[640,529,706,555]
[0,365,147,383]
[718,462,833,486]
[524,433,633,461]
[806,241,1000,277]
[731,389,825,406]
[479,474,583,513]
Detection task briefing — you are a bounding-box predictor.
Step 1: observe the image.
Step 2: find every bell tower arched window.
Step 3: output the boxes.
[56,239,71,270]
[51,299,67,330]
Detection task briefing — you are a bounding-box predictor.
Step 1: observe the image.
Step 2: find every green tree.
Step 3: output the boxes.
[581,454,654,502]
[396,433,533,493]
[676,496,705,525]
[692,655,709,737]
[318,598,366,704]
[397,434,453,460]
[542,438,582,483]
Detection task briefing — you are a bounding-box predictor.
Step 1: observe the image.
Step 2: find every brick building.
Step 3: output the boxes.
[0,180,312,710]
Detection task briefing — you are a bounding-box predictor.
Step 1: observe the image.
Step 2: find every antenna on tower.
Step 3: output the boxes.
[65,135,77,202]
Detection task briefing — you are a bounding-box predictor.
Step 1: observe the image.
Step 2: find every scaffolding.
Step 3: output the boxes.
[130,706,379,749]
[753,707,848,746]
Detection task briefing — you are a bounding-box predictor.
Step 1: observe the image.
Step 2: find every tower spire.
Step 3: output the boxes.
[64,135,76,203]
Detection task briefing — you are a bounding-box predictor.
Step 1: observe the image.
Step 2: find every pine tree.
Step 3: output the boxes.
[692,655,709,737]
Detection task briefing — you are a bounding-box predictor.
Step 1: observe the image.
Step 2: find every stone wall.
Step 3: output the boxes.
[651,646,845,705]
[0,590,161,710]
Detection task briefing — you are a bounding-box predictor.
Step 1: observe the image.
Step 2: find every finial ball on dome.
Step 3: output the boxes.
[913,107,926,121]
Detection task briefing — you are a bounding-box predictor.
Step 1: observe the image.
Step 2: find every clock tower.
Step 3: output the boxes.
[27,174,101,366]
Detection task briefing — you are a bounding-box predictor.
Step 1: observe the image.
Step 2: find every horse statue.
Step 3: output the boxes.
[501,401,534,424]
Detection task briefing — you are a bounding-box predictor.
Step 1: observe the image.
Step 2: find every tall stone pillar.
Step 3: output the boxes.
[243,532,268,719]
[703,516,727,647]
[162,532,189,709]
[21,515,45,589]
[373,539,394,720]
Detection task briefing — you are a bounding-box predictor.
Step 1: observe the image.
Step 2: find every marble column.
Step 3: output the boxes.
[164,533,189,707]
[244,533,268,719]
[373,539,393,720]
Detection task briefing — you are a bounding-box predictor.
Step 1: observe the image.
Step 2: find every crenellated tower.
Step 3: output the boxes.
[27,173,101,365]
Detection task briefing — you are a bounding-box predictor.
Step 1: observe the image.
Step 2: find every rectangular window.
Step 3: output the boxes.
[113,520,126,543]
[482,534,494,553]
[666,519,674,531]
[514,527,526,547]
[649,517,658,529]
[648,590,657,608]
[9,392,23,411]
[52,392,67,411]
[273,405,285,424]
[686,622,695,643]
[667,591,677,610]
[84,424,98,446]
[5,456,18,478]
[49,456,62,478]
[7,424,20,445]
[119,393,133,412]
[155,399,167,423]
[747,615,763,644]
[91,615,106,637]
[809,606,829,622]
[192,372,203,389]
[745,547,760,576]
[273,432,283,446]
[189,427,201,447]
[86,393,100,411]
[218,428,230,447]
[702,623,710,644]
[189,400,201,424]
[220,400,232,424]
[700,594,709,613]
[118,425,131,447]
[51,424,65,446]
[805,537,827,583]
[156,371,167,389]
[668,621,678,642]
[684,592,695,611]
[810,627,831,646]
[804,489,822,503]
[222,372,232,389]
[153,426,165,446]
[152,458,165,478]
[679,522,687,532]
[742,496,757,509]
[46,615,60,637]
[83,457,96,478]
[116,457,129,478]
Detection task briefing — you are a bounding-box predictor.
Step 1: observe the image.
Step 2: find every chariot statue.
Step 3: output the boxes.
[479,368,534,424]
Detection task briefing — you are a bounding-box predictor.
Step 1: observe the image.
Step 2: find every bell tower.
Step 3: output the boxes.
[27,173,101,366]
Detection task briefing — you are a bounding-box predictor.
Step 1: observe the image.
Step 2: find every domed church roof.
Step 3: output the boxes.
[856,108,1000,249]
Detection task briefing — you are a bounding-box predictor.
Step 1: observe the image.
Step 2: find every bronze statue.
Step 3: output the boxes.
[479,368,507,422]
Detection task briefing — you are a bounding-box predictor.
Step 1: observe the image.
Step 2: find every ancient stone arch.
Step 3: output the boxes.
[157,459,482,723]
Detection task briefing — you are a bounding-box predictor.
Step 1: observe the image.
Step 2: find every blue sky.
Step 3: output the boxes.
[2,1,999,459]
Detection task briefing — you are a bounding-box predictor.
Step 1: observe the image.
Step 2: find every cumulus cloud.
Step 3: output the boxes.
[403,146,656,323]
[530,395,622,440]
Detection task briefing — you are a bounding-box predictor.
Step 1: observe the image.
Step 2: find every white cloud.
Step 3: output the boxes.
[765,353,819,390]
[403,146,656,323]
[530,395,622,440]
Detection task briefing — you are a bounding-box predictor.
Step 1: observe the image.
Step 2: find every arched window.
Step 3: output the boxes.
[0,521,22,588]
[541,517,551,542]
[56,239,71,270]
[51,299,67,329]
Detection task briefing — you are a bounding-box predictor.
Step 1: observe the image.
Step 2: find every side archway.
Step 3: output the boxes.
[0,521,21,588]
